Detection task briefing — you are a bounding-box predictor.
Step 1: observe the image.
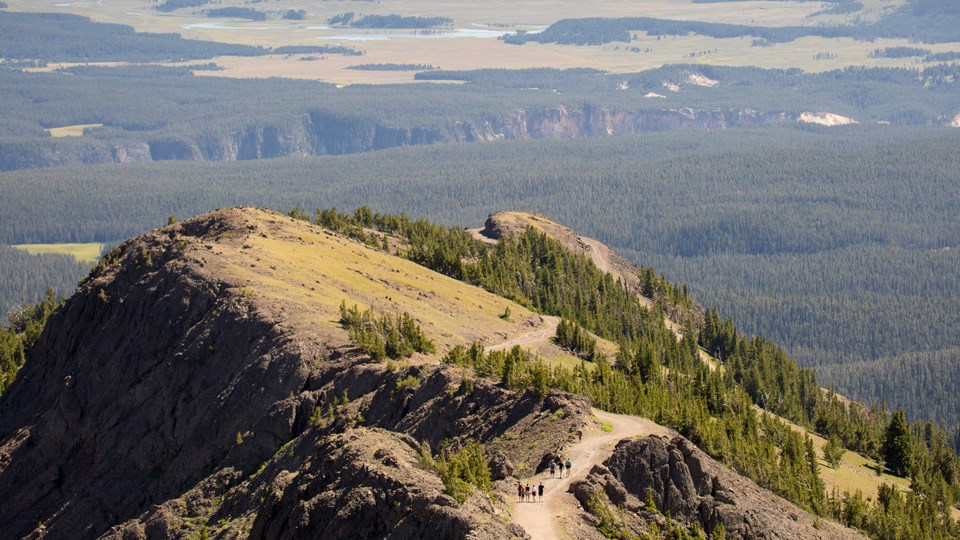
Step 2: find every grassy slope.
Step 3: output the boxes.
[12,242,104,263]
[199,207,561,356]
[758,407,912,500]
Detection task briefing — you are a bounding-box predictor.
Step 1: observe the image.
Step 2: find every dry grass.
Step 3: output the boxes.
[757,407,912,501]
[12,242,104,263]
[195,208,545,353]
[46,124,103,138]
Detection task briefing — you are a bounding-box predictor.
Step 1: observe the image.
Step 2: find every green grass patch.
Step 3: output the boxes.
[12,242,104,264]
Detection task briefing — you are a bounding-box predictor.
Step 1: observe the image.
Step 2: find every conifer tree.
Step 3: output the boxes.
[883,410,913,477]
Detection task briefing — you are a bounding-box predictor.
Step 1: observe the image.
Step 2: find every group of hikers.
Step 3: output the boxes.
[549,457,573,478]
[516,457,573,503]
[517,481,544,502]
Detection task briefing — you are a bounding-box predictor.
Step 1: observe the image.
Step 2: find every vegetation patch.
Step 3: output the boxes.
[418,441,492,504]
[339,301,436,360]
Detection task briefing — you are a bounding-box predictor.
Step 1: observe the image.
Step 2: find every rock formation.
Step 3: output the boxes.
[573,435,867,539]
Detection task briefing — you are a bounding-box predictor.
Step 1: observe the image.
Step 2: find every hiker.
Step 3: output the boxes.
[526,483,532,502]
[549,460,556,478]
[565,458,572,477]
[518,482,523,502]
[577,428,583,442]
[558,459,564,477]
[538,481,544,502]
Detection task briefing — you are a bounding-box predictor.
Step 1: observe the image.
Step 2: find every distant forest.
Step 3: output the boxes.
[0,11,363,63]
[504,1,960,46]
[0,245,89,318]
[2,63,960,172]
[328,12,453,28]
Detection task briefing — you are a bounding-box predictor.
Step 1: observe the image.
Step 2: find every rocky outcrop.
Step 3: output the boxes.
[105,428,525,539]
[572,436,867,540]
[2,105,794,171]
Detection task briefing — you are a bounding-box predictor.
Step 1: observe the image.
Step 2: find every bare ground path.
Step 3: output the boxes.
[511,409,675,540]
[488,316,560,352]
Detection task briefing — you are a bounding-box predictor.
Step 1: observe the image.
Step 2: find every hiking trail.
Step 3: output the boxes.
[487,316,560,352]
[510,408,675,540]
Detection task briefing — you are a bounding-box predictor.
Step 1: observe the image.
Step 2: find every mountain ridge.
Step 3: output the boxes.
[0,207,914,539]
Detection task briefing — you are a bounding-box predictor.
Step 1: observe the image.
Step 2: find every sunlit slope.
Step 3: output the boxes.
[188,207,549,353]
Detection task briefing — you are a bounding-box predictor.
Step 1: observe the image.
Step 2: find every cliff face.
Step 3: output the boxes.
[1,105,788,171]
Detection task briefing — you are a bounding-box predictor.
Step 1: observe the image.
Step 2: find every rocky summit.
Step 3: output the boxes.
[0,207,867,539]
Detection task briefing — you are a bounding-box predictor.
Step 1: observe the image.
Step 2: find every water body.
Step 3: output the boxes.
[317,27,544,42]
[181,21,296,31]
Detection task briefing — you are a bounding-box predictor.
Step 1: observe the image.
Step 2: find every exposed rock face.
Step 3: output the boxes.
[573,436,867,540]
[1,105,793,171]
[105,428,525,539]
[110,143,151,163]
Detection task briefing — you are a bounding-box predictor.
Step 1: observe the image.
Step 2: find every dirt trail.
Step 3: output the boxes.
[511,409,675,540]
[488,316,560,352]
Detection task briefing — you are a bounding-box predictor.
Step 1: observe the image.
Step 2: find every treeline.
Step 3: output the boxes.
[0,289,61,394]
[0,11,263,62]
[329,13,452,28]
[502,11,960,46]
[0,11,363,64]
[0,245,90,318]
[348,64,435,71]
[156,0,209,12]
[205,8,266,21]
[273,45,361,56]
[818,348,960,433]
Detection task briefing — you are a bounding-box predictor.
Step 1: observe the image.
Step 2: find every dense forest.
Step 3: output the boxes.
[204,8,266,21]
[0,11,264,62]
[0,245,90,318]
[1,62,960,172]
[3,127,957,436]
[503,0,960,46]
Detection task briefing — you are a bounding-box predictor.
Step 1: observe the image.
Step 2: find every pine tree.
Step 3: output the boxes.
[823,434,845,469]
[883,410,913,477]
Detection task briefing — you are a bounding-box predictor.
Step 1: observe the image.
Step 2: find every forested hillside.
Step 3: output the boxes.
[3,127,957,437]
